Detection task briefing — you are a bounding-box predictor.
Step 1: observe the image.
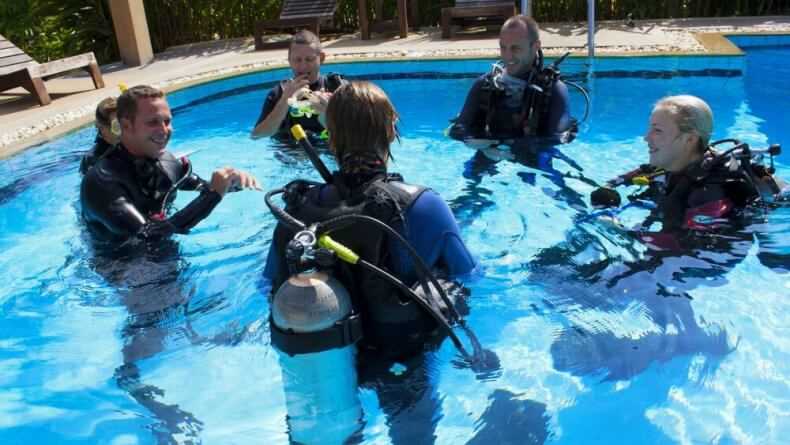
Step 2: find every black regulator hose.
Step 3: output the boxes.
[316,213,494,370]
[265,189,494,369]
[354,258,472,359]
[317,213,463,323]
[265,188,305,232]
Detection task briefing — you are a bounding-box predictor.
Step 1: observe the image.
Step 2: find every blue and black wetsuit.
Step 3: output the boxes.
[254,73,345,144]
[80,145,222,243]
[265,172,477,357]
[448,69,573,144]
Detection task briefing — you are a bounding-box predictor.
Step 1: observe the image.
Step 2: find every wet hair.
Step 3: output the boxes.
[288,30,322,56]
[95,97,117,127]
[326,81,399,173]
[502,15,540,43]
[117,85,165,123]
[654,95,714,153]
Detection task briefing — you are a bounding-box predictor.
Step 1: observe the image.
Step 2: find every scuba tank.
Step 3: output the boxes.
[270,269,362,445]
[269,221,364,444]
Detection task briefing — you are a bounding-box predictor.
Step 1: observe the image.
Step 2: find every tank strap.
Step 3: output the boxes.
[269,312,363,356]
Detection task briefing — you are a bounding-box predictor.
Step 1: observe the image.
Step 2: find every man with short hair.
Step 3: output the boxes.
[80,97,121,174]
[81,85,260,242]
[251,30,345,143]
[449,15,574,148]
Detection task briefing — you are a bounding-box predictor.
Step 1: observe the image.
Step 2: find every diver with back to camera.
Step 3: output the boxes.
[263,81,499,444]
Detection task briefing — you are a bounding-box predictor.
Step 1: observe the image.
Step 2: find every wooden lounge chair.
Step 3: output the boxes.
[254,0,337,50]
[441,0,517,39]
[0,34,104,106]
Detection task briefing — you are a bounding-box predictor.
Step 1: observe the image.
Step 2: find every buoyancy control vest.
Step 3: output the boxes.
[270,172,446,357]
[646,152,771,231]
[479,54,571,139]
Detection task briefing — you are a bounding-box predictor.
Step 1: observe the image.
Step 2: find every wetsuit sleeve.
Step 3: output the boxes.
[541,79,572,137]
[400,190,477,277]
[254,84,285,128]
[81,170,222,240]
[448,76,487,141]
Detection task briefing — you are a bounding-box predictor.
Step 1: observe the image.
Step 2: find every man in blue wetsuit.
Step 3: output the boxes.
[449,15,574,149]
[264,80,476,356]
[251,30,345,144]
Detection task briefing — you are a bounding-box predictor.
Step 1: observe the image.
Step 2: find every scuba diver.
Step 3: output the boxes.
[531,95,788,384]
[447,15,581,150]
[79,96,121,174]
[250,30,346,145]
[588,95,787,247]
[263,81,502,444]
[80,85,260,244]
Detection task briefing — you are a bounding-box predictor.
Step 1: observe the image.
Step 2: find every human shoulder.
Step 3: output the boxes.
[323,73,346,92]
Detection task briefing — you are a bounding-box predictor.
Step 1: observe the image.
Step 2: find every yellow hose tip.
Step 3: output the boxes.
[632,176,650,186]
[291,124,307,141]
[118,82,128,93]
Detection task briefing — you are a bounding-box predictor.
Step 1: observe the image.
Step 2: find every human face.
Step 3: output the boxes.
[288,44,324,83]
[499,25,539,76]
[644,109,699,172]
[120,97,172,159]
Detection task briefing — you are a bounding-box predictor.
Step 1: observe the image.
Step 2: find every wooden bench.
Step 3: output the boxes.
[441,0,517,39]
[254,0,337,50]
[0,34,104,106]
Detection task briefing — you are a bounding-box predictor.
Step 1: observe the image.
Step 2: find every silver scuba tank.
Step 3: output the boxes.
[270,271,362,445]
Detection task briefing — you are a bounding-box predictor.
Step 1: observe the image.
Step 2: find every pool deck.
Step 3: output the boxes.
[2,15,789,159]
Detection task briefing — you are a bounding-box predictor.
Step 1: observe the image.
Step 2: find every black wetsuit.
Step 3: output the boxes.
[448,68,573,143]
[636,154,763,232]
[80,145,222,242]
[254,73,345,144]
[79,135,116,175]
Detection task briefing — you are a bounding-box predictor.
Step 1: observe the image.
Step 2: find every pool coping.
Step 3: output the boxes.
[1,29,789,160]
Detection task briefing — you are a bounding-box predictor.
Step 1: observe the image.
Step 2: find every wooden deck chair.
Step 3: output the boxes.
[254,0,337,50]
[441,0,517,39]
[0,34,104,106]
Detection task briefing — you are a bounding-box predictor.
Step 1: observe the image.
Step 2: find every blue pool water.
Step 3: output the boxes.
[1,36,789,444]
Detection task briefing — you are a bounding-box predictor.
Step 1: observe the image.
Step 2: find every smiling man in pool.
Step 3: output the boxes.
[251,30,346,144]
[448,15,575,150]
[81,84,260,243]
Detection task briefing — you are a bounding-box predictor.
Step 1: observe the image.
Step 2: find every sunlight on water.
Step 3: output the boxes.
[1,40,789,444]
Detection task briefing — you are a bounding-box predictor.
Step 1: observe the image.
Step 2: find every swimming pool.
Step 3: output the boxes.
[1,36,789,444]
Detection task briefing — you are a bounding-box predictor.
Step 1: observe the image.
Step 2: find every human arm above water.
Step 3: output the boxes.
[81,165,259,240]
[391,190,478,281]
[251,76,311,139]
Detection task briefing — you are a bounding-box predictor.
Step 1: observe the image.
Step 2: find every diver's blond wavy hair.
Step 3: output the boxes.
[654,95,714,153]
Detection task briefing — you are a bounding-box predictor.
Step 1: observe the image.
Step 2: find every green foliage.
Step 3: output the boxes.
[0,0,116,63]
[1,0,789,64]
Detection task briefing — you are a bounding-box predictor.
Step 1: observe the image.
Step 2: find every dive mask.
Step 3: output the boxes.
[288,87,319,118]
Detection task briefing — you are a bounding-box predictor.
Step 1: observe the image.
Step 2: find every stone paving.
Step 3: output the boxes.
[1,15,789,158]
